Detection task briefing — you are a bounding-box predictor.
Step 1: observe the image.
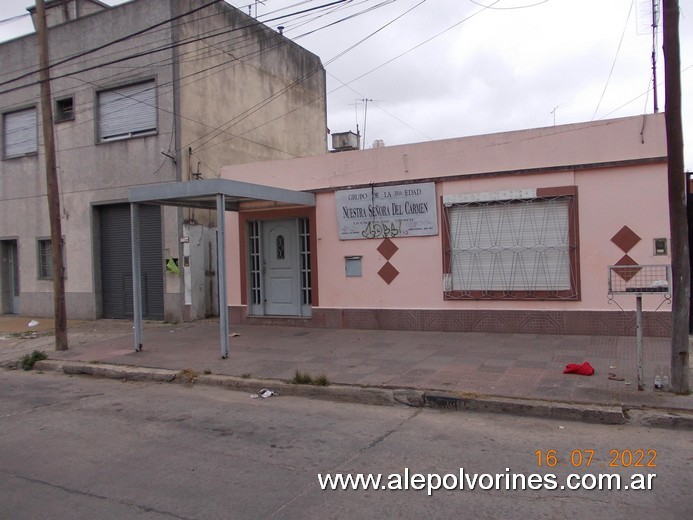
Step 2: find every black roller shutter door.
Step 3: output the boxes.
[100,204,164,319]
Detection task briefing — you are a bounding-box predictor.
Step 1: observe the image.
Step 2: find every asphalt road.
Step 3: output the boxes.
[1,370,690,520]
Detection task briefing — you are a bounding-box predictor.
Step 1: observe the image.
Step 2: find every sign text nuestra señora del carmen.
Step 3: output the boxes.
[335,182,438,240]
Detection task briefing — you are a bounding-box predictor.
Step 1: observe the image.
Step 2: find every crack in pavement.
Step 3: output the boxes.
[263,408,423,520]
[5,471,197,520]
[0,392,106,419]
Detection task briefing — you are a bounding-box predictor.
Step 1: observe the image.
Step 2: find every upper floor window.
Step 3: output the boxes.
[54,96,74,122]
[97,80,156,142]
[3,106,38,158]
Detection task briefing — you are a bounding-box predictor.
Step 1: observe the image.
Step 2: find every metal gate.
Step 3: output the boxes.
[99,204,164,319]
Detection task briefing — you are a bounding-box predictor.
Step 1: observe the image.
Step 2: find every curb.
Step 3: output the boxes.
[24,360,693,430]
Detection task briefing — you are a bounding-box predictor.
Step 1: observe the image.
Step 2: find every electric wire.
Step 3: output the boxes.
[329,0,500,93]
[191,0,427,155]
[598,63,692,120]
[0,12,31,25]
[591,0,634,121]
[467,0,549,9]
[0,0,349,95]
[0,0,374,155]
[2,0,494,164]
[0,0,224,88]
[4,0,394,162]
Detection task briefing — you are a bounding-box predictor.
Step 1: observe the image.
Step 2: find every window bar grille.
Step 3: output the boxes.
[444,196,577,300]
[299,218,312,305]
[248,221,262,306]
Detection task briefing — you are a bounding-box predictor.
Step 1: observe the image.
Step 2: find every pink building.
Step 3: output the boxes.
[220,113,671,336]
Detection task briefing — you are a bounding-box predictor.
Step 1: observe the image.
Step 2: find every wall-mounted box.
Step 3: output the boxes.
[345,256,362,277]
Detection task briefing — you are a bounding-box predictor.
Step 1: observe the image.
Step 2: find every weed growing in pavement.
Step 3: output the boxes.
[20,350,47,370]
[312,374,330,386]
[290,369,313,384]
[290,370,330,386]
[240,373,252,379]
[176,368,199,385]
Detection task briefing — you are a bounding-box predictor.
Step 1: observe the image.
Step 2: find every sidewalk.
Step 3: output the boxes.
[1,315,691,421]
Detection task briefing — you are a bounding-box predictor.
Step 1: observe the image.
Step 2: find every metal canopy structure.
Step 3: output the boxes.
[128,179,316,358]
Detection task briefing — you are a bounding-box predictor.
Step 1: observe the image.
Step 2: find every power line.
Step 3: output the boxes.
[592,0,634,121]
[598,63,692,120]
[2,0,479,165]
[330,0,500,92]
[191,0,424,154]
[468,0,549,9]
[0,0,224,89]
[333,71,434,141]
[3,5,345,161]
[0,12,31,25]
[0,0,350,97]
[0,2,232,82]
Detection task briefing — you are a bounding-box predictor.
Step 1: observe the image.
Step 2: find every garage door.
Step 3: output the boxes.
[99,204,164,319]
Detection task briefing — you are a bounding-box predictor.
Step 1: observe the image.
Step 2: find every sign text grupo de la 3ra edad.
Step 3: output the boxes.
[335,182,438,240]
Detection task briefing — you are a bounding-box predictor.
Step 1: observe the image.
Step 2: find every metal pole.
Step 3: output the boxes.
[131,203,143,351]
[216,194,229,358]
[636,294,644,391]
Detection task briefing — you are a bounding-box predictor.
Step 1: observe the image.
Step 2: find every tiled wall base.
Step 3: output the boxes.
[228,307,672,337]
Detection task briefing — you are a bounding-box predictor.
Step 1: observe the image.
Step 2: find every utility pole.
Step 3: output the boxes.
[36,0,68,351]
[663,0,688,393]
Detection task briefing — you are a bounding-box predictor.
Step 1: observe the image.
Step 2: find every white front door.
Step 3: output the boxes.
[263,220,300,316]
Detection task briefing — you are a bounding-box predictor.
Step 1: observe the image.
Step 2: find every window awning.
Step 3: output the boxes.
[128,179,316,358]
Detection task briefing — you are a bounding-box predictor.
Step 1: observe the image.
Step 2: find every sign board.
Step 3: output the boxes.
[336,182,438,240]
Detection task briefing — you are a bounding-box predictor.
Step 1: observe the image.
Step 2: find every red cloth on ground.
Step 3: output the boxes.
[563,362,594,376]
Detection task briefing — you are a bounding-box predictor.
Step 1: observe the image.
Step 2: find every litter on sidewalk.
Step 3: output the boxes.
[250,388,277,399]
[563,362,594,376]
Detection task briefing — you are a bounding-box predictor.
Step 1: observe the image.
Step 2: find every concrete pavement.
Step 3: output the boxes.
[1,315,691,427]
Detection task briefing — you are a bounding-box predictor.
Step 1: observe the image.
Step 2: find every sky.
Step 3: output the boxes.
[1,0,691,170]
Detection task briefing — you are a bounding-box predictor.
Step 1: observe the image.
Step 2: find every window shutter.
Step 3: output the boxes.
[4,107,37,157]
[449,199,571,292]
[98,81,156,140]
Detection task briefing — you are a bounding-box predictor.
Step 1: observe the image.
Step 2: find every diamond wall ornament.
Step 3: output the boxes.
[611,226,641,253]
[377,238,398,260]
[378,262,399,284]
[613,254,642,282]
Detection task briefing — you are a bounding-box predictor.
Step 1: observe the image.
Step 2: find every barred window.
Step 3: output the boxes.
[37,237,66,280]
[443,188,579,300]
[37,239,53,280]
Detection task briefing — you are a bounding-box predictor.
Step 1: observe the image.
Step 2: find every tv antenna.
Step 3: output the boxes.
[361,98,373,149]
[249,0,265,18]
[636,0,661,113]
[650,0,660,113]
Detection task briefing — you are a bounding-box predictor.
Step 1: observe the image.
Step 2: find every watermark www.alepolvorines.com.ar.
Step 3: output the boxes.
[317,468,656,496]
